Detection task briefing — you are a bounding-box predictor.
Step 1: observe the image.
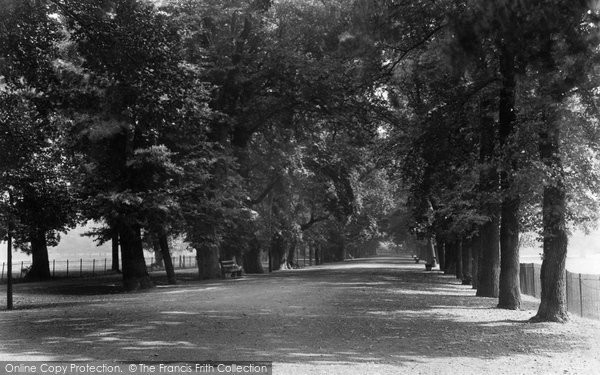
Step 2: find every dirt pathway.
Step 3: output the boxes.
[0,257,599,374]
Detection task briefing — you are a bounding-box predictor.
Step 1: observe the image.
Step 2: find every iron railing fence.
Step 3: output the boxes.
[520,263,600,320]
[0,255,198,281]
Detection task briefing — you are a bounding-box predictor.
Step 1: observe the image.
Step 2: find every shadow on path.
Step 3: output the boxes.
[0,256,595,368]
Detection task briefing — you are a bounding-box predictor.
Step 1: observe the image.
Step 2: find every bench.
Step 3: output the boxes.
[219,258,243,278]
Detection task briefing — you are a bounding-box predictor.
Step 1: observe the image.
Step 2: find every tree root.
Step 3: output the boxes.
[529,312,569,323]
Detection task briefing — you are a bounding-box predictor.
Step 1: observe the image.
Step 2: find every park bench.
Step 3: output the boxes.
[219,258,243,278]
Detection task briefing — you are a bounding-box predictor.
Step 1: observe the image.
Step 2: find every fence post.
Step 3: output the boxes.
[66,259,69,277]
[179,255,182,268]
[566,271,569,313]
[522,265,528,295]
[522,264,527,295]
[20,261,24,278]
[579,273,584,317]
[80,258,83,277]
[92,259,95,276]
[532,265,536,297]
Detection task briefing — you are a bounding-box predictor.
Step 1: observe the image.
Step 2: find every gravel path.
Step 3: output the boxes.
[0,256,599,374]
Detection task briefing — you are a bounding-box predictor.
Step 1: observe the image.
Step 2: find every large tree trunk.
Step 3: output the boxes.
[477,219,500,297]
[270,233,289,270]
[6,227,13,310]
[436,239,445,271]
[287,238,297,268]
[196,244,220,279]
[497,45,521,310]
[158,232,176,284]
[331,235,346,262]
[152,237,163,268]
[426,237,437,268]
[444,241,456,275]
[111,228,120,272]
[25,229,51,281]
[270,235,281,270]
[243,236,264,274]
[471,234,480,290]
[462,238,473,285]
[119,223,153,291]
[531,113,568,322]
[455,240,463,280]
[498,196,521,309]
[477,97,500,297]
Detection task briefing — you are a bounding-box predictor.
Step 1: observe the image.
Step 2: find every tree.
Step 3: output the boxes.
[170,0,388,274]
[527,4,600,320]
[394,0,600,317]
[463,0,600,317]
[56,0,214,289]
[476,95,500,297]
[448,1,523,307]
[12,136,78,281]
[496,10,521,311]
[0,93,49,302]
[0,0,78,282]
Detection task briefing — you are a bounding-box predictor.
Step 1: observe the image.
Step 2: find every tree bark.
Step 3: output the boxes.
[287,238,297,268]
[426,237,437,268]
[531,112,568,322]
[6,227,13,310]
[477,96,500,297]
[497,45,521,310]
[498,196,521,309]
[462,238,473,285]
[436,239,445,271]
[119,223,153,290]
[111,228,120,272]
[152,237,163,268]
[158,232,176,284]
[243,236,264,274]
[332,235,346,262]
[270,234,282,270]
[196,244,221,279]
[25,229,51,281]
[477,218,500,297]
[471,234,480,290]
[270,233,292,270]
[455,240,463,280]
[444,241,456,275]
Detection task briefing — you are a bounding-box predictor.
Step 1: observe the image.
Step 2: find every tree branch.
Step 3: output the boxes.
[381,23,447,78]
[300,213,329,231]
[248,177,280,205]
